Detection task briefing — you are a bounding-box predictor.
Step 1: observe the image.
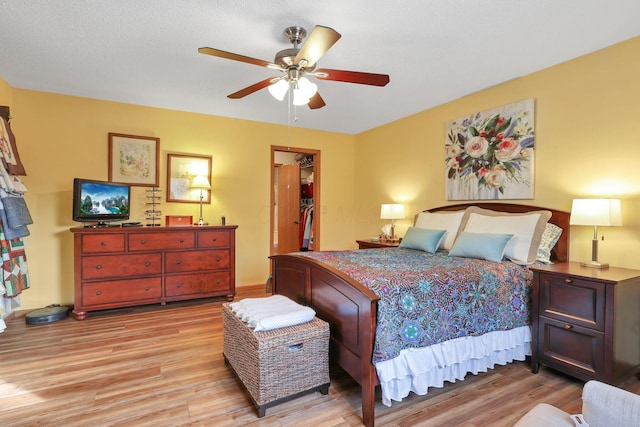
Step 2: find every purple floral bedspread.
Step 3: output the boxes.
[296,248,533,364]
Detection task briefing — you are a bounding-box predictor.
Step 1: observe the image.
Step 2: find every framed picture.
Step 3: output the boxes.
[108,133,160,187]
[166,153,212,203]
[444,98,535,200]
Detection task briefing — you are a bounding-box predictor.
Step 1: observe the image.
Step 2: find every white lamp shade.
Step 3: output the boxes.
[297,77,318,98]
[380,204,405,220]
[292,88,310,105]
[190,175,211,190]
[268,77,316,105]
[570,199,622,226]
[267,79,289,101]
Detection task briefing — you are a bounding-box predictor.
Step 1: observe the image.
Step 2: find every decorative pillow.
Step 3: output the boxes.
[414,210,466,251]
[536,223,563,264]
[459,207,552,264]
[399,227,447,253]
[448,232,514,262]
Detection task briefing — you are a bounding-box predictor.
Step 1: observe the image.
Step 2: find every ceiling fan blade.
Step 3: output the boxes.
[227,77,278,99]
[315,68,390,87]
[307,92,326,110]
[198,47,276,68]
[294,26,341,68]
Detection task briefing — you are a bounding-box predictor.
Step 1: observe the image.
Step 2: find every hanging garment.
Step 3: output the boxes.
[0,117,26,176]
[0,195,33,239]
[0,221,28,298]
[300,206,314,250]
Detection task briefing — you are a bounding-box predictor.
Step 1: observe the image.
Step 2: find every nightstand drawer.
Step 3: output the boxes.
[538,316,604,380]
[538,273,606,331]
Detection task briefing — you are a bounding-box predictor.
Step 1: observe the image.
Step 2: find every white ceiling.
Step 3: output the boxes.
[1,0,638,135]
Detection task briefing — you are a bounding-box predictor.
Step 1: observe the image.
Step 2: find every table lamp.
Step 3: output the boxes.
[191,175,211,226]
[380,204,405,241]
[569,198,622,268]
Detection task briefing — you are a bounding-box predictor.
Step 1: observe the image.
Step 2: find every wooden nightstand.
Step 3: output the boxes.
[356,239,400,249]
[530,262,640,384]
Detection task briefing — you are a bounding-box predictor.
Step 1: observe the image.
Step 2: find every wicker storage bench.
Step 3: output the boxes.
[222,303,330,417]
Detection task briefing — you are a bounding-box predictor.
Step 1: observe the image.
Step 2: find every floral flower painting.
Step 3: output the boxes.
[445,99,535,200]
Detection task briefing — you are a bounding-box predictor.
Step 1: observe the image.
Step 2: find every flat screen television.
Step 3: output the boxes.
[73,178,131,227]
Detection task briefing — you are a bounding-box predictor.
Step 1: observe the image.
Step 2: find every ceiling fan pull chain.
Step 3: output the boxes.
[287,86,292,150]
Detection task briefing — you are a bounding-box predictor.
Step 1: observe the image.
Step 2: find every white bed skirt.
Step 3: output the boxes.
[375,326,532,406]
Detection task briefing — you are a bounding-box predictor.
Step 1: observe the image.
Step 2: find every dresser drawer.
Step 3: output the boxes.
[128,231,195,251]
[197,230,230,248]
[165,271,231,297]
[81,234,125,253]
[82,277,162,306]
[538,273,606,331]
[538,315,605,380]
[165,249,230,273]
[81,253,162,280]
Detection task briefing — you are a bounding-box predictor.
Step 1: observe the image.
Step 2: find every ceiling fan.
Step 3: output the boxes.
[198,25,390,109]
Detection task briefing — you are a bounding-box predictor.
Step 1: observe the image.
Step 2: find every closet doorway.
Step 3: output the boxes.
[270,145,320,256]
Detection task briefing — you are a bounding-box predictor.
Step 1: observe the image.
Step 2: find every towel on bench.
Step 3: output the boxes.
[229,295,316,331]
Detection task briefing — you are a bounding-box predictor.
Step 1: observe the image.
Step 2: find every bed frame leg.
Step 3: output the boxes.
[362,381,375,427]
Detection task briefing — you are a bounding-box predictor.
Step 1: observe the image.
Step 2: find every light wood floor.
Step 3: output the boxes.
[1,285,639,427]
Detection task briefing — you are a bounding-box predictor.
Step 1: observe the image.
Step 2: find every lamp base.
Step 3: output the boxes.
[196,219,208,226]
[580,261,609,269]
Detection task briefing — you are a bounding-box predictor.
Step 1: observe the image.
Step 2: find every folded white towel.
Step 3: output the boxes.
[229,295,316,331]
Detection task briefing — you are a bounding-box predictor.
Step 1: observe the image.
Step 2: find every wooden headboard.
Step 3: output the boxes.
[426,202,570,263]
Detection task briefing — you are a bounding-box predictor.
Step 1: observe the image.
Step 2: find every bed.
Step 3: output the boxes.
[270,203,570,427]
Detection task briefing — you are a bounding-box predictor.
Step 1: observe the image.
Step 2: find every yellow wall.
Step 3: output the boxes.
[0,78,12,105]
[2,35,640,311]
[3,88,355,310]
[355,36,640,269]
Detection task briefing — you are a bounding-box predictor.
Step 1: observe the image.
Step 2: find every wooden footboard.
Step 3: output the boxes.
[270,254,380,427]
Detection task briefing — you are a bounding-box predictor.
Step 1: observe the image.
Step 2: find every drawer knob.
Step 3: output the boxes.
[563,324,573,330]
[212,237,217,242]
[216,280,221,284]
[176,283,182,288]
[96,291,102,296]
[145,262,151,267]
[176,259,182,265]
[145,287,150,291]
[140,239,146,245]
[564,278,573,284]
[101,241,107,246]
[179,239,184,243]
[96,265,102,270]
[216,257,221,262]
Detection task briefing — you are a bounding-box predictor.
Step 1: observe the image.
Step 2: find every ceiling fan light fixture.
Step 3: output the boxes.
[268,79,289,101]
[199,25,389,110]
[297,76,318,98]
[292,87,310,106]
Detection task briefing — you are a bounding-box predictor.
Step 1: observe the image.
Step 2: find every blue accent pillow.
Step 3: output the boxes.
[399,227,447,253]
[449,232,514,262]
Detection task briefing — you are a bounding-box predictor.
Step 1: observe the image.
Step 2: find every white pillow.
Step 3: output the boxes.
[460,207,551,264]
[414,210,465,251]
[537,223,563,264]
